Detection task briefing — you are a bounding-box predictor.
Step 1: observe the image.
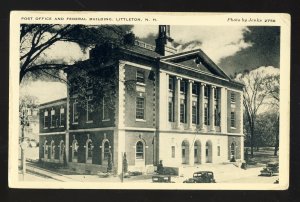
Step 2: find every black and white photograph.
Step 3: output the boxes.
[9,12,290,189]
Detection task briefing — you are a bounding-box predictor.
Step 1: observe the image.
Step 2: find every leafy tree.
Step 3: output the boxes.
[20,24,133,83]
[254,111,279,148]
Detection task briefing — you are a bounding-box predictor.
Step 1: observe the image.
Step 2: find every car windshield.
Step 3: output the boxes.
[193,173,204,177]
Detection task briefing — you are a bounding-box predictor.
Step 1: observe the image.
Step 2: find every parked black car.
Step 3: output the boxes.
[183,171,216,183]
[152,175,174,183]
[260,162,279,176]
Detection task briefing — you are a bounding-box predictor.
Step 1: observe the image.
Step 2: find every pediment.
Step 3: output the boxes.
[160,49,230,79]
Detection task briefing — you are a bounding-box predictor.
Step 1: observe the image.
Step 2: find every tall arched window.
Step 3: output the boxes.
[136,141,144,159]
[230,142,236,162]
[181,140,190,164]
[59,140,65,163]
[86,139,93,164]
[50,140,55,160]
[43,140,48,160]
[104,141,110,161]
[71,139,79,163]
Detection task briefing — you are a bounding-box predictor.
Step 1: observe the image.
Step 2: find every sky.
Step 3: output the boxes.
[20,25,280,104]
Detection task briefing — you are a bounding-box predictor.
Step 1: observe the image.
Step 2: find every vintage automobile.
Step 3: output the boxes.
[152,175,174,183]
[183,171,216,183]
[260,162,279,176]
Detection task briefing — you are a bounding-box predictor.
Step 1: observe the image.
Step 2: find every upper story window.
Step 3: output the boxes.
[192,101,198,124]
[180,99,186,123]
[204,86,209,98]
[136,96,145,120]
[204,103,209,125]
[50,108,55,128]
[73,99,79,124]
[86,95,93,123]
[44,110,49,128]
[192,83,198,95]
[169,76,174,91]
[230,109,236,128]
[136,70,145,83]
[231,93,236,103]
[214,104,220,126]
[168,97,174,122]
[214,88,219,100]
[60,107,65,127]
[102,97,110,121]
[180,80,186,93]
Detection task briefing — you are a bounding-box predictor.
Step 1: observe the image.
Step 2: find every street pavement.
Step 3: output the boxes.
[21,162,278,184]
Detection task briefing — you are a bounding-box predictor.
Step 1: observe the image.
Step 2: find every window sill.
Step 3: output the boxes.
[230,127,237,129]
[59,125,65,128]
[43,127,48,129]
[72,122,79,125]
[50,126,55,129]
[135,158,145,161]
[136,119,146,122]
[136,82,146,86]
[86,120,93,124]
[102,119,110,122]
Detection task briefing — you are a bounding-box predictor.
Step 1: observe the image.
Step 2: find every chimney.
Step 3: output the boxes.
[155,25,176,56]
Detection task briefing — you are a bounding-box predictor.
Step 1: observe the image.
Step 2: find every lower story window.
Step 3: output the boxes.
[171,146,175,158]
[136,141,144,159]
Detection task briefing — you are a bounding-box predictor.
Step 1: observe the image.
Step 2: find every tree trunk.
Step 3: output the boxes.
[250,122,255,158]
[274,116,279,156]
[20,69,26,83]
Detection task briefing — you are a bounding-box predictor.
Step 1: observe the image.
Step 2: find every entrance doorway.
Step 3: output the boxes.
[181,140,190,164]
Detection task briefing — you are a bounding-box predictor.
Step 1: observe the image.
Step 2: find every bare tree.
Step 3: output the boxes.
[264,74,280,156]
[236,67,279,157]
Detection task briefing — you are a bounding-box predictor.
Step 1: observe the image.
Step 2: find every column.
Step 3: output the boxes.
[158,71,168,129]
[199,83,205,130]
[210,86,216,131]
[187,80,193,129]
[220,87,228,133]
[174,76,181,128]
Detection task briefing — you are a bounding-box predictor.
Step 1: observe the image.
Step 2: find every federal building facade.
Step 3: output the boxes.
[39,25,244,174]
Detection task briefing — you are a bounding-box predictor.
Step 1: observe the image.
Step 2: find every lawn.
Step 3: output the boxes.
[245,147,279,168]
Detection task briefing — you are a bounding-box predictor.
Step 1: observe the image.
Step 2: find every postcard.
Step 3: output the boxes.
[9,11,290,189]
